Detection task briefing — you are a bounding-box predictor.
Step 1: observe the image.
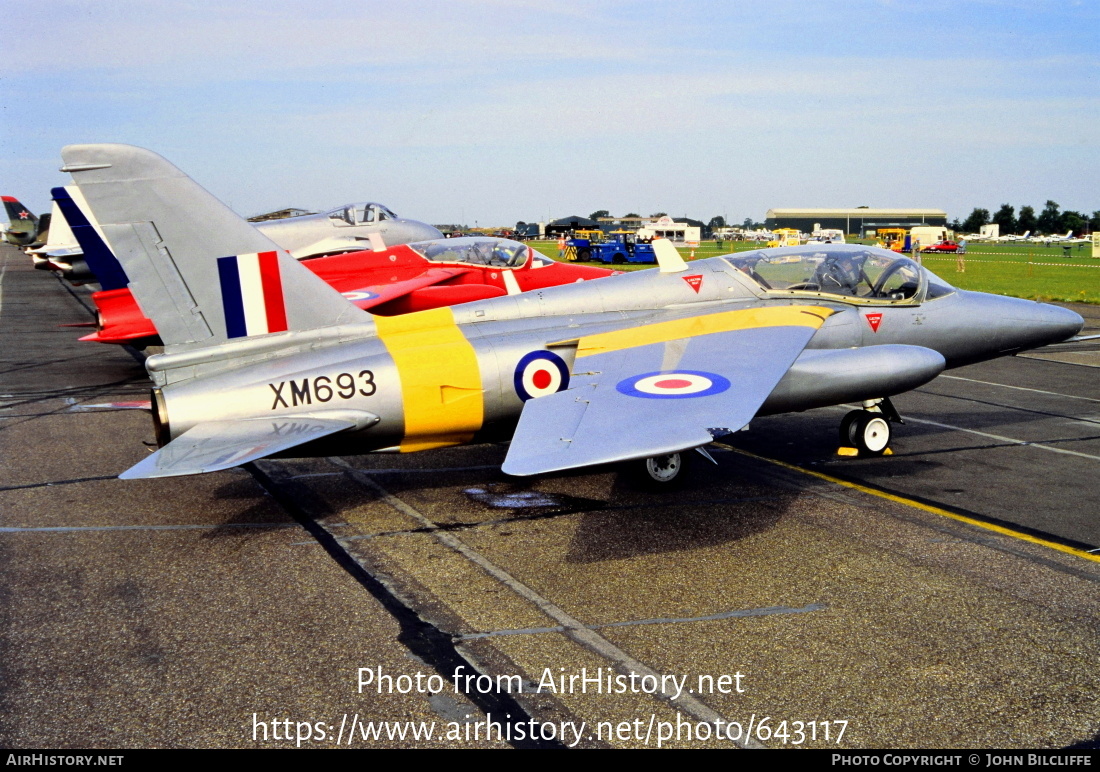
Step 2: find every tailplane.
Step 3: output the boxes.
[60,144,366,350]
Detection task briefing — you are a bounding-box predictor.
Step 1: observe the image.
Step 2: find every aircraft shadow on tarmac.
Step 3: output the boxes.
[249,444,795,564]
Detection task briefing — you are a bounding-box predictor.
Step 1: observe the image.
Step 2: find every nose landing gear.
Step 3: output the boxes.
[838,398,902,457]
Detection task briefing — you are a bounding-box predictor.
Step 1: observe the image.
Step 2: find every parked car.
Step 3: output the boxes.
[921,240,959,253]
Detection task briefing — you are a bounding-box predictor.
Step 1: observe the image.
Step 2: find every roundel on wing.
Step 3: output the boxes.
[514,351,570,402]
[343,290,380,301]
[616,370,731,399]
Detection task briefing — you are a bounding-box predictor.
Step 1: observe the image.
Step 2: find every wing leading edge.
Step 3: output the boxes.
[502,305,834,476]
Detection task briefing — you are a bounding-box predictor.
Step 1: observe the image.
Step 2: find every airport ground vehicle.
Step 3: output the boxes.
[909,226,951,250]
[62,144,1083,485]
[589,232,657,264]
[564,230,604,261]
[766,228,802,248]
[876,228,909,252]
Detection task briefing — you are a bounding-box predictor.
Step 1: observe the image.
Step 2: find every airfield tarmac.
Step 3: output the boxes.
[1,242,1098,749]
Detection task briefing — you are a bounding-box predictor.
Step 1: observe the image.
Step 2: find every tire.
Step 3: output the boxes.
[624,452,688,489]
[644,453,683,483]
[840,410,891,455]
[578,248,592,261]
[852,411,890,455]
[612,253,626,264]
[839,410,862,447]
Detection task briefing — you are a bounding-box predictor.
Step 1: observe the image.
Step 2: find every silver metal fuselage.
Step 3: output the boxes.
[255,209,443,259]
[151,247,1084,460]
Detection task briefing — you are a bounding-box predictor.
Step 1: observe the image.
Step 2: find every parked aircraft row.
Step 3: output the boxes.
[36,144,1084,486]
[959,229,1091,245]
[11,187,445,285]
[32,185,615,348]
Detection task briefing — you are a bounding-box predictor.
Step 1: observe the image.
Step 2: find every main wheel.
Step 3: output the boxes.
[841,410,890,456]
[625,452,688,489]
[612,253,627,264]
[644,452,683,483]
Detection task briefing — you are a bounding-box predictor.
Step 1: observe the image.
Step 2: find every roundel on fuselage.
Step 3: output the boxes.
[514,351,570,401]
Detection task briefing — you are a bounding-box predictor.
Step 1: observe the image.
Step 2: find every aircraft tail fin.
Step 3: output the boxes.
[60,144,367,350]
[2,196,39,244]
[51,186,130,291]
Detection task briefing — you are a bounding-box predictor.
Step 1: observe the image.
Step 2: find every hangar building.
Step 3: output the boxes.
[545,215,601,236]
[765,208,947,236]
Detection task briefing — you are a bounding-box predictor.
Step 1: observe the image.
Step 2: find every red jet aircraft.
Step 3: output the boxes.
[83,238,618,347]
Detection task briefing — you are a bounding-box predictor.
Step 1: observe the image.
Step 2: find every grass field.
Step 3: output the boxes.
[529,240,1100,304]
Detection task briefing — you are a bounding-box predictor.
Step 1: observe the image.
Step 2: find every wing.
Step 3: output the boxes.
[502,305,834,476]
[340,267,477,311]
[119,411,378,479]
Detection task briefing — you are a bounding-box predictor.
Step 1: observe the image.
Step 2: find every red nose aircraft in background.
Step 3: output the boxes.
[50,185,618,347]
[84,237,618,347]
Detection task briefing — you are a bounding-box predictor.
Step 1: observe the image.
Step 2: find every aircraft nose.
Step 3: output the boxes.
[1041,304,1085,342]
[1013,302,1084,350]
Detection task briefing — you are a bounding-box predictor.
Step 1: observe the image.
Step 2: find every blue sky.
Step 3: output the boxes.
[2,0,1097,226]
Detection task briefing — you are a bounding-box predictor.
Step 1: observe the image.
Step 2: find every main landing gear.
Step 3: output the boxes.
[838,398,903,457]
[629,446,719,487]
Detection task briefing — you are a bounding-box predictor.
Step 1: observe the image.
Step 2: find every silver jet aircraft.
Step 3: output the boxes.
[254,201,443,260]
[40,188,443,284]
[61,145,1084,484]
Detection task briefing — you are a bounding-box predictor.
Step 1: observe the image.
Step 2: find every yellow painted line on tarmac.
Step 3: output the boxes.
[713,443,1100,564]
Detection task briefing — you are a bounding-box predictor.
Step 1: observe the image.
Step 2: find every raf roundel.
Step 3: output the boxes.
[343,290,380,302]
[616,370,732,399]
[514,351,570,402]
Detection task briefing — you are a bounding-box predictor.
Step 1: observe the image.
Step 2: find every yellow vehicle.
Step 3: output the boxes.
[766,228,802,248]
[877,228,908,252]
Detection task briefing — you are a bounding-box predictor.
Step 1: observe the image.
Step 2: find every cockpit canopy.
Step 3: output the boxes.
[328,202,398,226]
[406,237,531,268]
[724,246,954,303]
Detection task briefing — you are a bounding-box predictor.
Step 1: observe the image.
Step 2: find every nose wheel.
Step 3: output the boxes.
[839,410,892,456]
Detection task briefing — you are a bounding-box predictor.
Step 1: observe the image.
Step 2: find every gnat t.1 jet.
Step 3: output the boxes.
[61,145,1084,484]
[253,202,444,259]
[37,186,443,284]
[49,186,616,347]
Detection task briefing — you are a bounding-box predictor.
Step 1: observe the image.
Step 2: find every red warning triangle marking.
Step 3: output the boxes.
[683,275,703,293]
[865,313,883,332]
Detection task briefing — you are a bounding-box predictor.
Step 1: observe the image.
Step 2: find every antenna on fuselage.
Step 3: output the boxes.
[653,238,688,273]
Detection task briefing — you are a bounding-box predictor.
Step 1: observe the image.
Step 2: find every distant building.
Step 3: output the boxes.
[765,208,947,236]
[637,216,702,244]
[546,215,601,236]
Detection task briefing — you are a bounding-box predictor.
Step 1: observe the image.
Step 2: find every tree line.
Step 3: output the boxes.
[956,202,1099,236]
